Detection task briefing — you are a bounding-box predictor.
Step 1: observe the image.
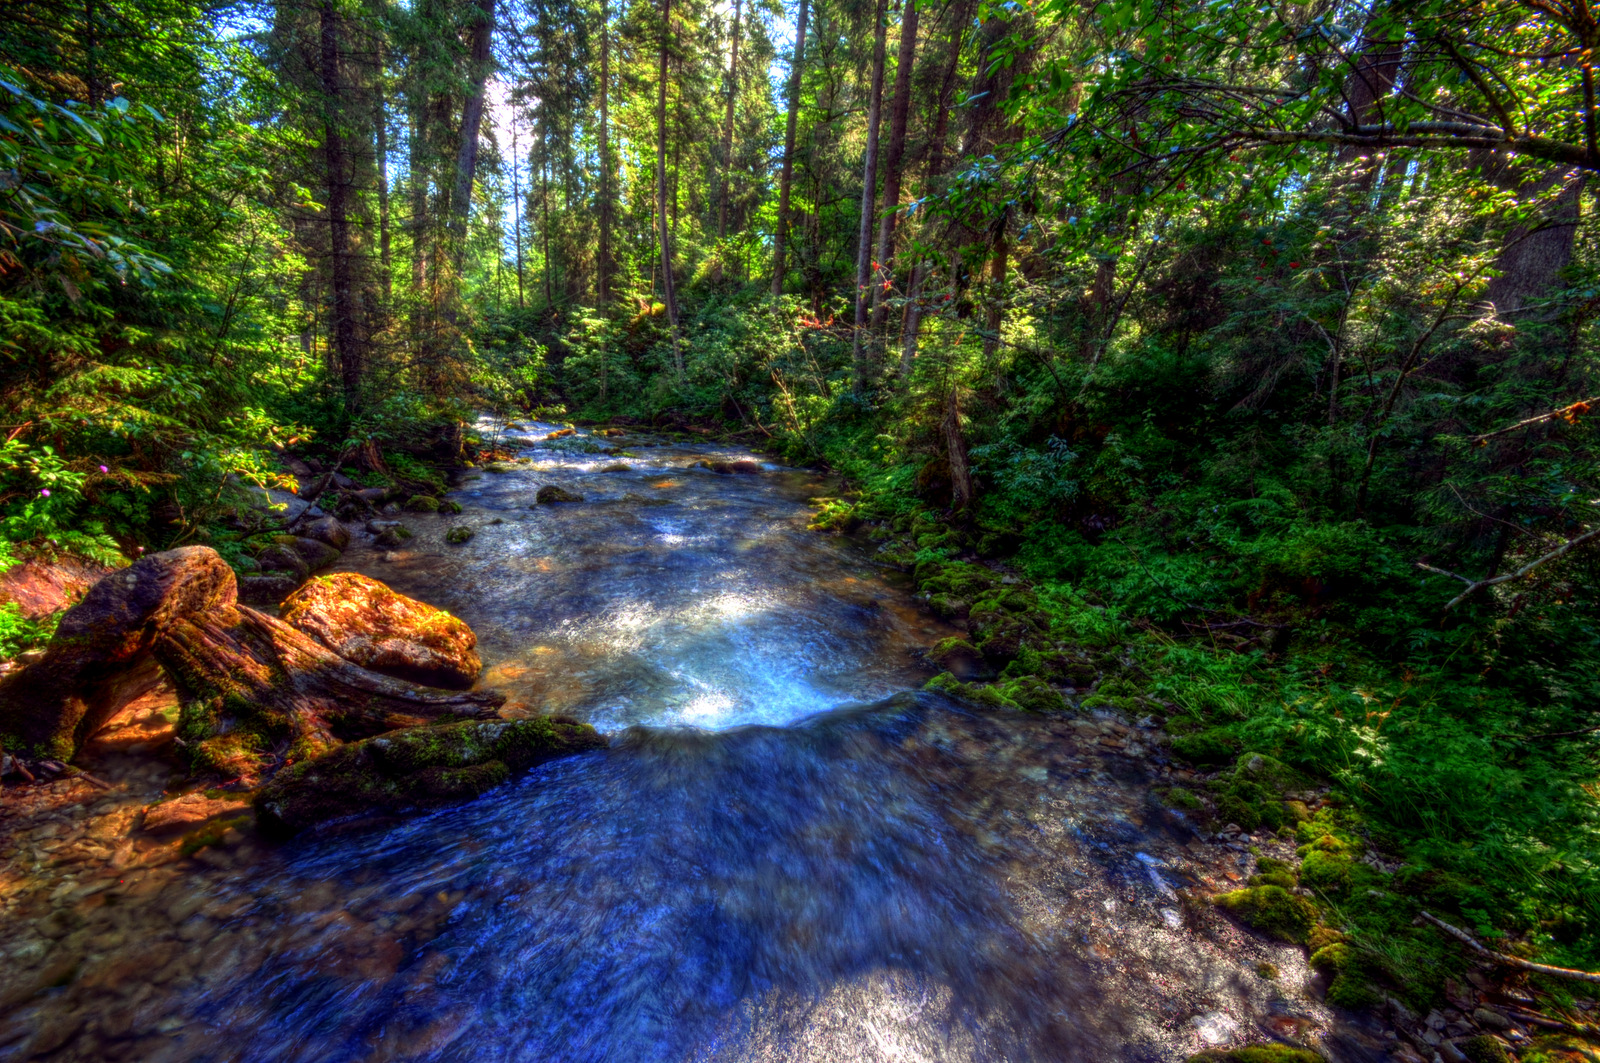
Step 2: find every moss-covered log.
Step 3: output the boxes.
[254,715,607,836]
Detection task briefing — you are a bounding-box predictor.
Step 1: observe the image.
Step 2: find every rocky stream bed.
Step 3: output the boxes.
[0,422,1538,1062]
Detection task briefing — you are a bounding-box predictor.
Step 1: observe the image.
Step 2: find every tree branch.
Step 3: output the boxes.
[1417,525,1600,610]
[1421,911,1600,985]
[1472,396,1598,444]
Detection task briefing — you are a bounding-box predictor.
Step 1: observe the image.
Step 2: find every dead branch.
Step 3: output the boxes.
[1473,396,1598,445]
[1421,911,1600,985]
[1416,525,1600,610]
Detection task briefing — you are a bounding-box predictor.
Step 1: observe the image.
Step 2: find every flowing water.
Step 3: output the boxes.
[0,424,1380,1063]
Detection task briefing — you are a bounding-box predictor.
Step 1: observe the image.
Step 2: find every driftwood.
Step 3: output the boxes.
[0,546,501,768]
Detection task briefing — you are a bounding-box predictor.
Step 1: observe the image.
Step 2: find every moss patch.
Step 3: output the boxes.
[1214,885,1317,944]
[1185,1049,1322,1063]
[254,716,607,836]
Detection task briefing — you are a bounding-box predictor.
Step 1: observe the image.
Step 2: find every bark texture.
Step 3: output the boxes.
[0,548,500,769]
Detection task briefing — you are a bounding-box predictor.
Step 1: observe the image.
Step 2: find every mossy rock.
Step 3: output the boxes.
[444,526,475,545]
[1456,1035,1510,1063]
[928,637,989,678]
[484,462,516,474]
[1214,885,1317,944]
[374,525,413,548]
[1161,786,1204,811]
[440,500,463,515]
[926,593,971,620]
[1299,849,1356,894]
[922,673,1020,711]
[1185,1049,1321,1063]
[1306,925,1345,952]
[254,716,608,837]
[918,562,999,599]
[1309,942,1381,1009]
[405,495,441,513]
[599,463,631,473]
[1001,648,1098,687]
[996,675,1066,713]
[536,485,584,503]
[1249,857,1298,889]
[1170,727,1242,767]
[1213,757,1305,833]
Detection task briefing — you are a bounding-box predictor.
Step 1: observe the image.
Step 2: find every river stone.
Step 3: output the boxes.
[279,572,480,689]
[142,792,250,834]
[444,526,475,545]
[254,716,608,836]
[290,537,341,573]
[256,545,310,581]
[374,525,412,549]
[536,485,583,503]
[238,574,301,607]
[300,516,351,552]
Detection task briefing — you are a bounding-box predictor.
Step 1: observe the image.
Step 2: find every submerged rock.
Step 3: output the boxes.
[254,716,607,836]
[445,526,475,545]
[536,485,584,503]
[280,572,481,690]
[374,525,412,549]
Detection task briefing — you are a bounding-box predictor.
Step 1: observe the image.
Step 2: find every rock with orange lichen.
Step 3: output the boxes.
[280,572,481,690]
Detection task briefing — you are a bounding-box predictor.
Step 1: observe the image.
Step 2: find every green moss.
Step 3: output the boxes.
[440,499,463,514]
[445,525,475,545]
[1300,850,1356,894]
[997,675,1067,713]
[1214,885,1317,944]
[1212,753,1313,832]
[254,716,608,837]
[1170,727,1241,766]
[1309,942,1381,1009]
[1161,786,1204,811]
[1254,961,1279,979]
[405,495,441,513]
[1186,1049,1322,1063]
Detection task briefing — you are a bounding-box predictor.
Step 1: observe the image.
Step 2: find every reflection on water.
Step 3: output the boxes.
[336,421,956,732]
[0,424,1362,1063]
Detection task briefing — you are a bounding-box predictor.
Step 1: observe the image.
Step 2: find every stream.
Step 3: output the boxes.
[0,424,1378,1063]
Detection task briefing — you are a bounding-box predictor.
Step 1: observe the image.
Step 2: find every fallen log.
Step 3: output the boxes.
[0,546,501,772]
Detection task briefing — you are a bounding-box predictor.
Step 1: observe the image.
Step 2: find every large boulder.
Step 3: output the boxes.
[279,573,481,690]
[254,716,607,836]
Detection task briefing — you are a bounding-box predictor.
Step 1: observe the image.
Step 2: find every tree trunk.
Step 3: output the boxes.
[898,2,967,381]
[656,0,683,376]
[1479,162,1585,318]
[851,0,891,392]
[598,0,614,302]
[448,0,496,253]
[512,118,525,308]
[375,46,392,300]
[715,0,743,281]
[870,0,918,330]
[320,0,362,414]
[771,0,810,298]
[943,386,973,509]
